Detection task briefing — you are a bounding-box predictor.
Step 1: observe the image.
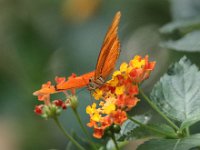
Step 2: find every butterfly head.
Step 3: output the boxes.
[88,76,105,91]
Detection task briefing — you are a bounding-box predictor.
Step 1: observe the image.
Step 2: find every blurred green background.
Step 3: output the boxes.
[0,0,200,149]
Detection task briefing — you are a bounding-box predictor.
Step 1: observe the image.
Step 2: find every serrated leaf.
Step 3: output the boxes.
[119,123,177,141]
[117,126,152,141]
[117,115,151,141]
[121,115,151,135]
[160,30,200,52]
[137,134,200,150]
[151,56,200,124]
[160,17,200,34]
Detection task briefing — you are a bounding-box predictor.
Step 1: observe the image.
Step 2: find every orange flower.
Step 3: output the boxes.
[116,95,139,110]
[87,119,97,128]
[100,116,112,129]
[33,81,56,105]
[33,79,70,117]
[92,116,112,138]
[55,76,66,84]
[93,127,104,139]
[33,81,56,96]
[111,109,127,125]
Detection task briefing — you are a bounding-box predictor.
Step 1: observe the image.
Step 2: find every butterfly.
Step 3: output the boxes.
[56,11,121,91]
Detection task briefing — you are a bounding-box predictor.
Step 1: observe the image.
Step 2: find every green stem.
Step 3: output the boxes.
[185,127,190,136]
[111,134,120,150]
[53,117,86,150]
[139,86,179,131]
[73,109,98,150]
[128,116,177,138]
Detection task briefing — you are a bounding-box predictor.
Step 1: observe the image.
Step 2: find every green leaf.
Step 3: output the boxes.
[160,17,200,34]
[151,56,200,124]
[170,0,200,20]
[146,124,177,137]
[137,134,200,150]
[117,125,152,141]
[180,115,200,131]
[160,30,200,52]
[117,115,151,141]
[121,115,150,135]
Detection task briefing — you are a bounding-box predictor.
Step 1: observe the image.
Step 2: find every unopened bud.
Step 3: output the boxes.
[69,95,78,110]
[34,105,44,115]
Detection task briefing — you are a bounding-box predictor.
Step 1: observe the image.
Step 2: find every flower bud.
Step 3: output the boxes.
[40,104,62,119]
[53,99,63,107]
[69,95,78,110]
[34,105,44,115]
[113,124,121,133]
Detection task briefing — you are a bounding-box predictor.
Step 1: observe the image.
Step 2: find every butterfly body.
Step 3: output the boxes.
[88,76,105,90]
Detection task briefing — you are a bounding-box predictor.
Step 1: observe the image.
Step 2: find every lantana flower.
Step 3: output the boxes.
[33,77,78,118]
[86,55,155,138]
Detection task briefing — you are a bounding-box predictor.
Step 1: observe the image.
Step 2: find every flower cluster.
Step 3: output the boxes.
[33,77,78,119]
[33,55,155,138]
[86,55,155,138]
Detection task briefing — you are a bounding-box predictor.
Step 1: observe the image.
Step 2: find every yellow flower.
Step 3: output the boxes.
[93,89,103,100]
[120,62,128,72]
[115,85,125,95]
[112,70,121,77]
[86,103,97,115]
[130,55,145,69]
[102,103,116,114]
[99,101,104,106]
[91,112,101,122]
[102,97,116,114]
[108,77,118,87]
[104,91,115,99]
[127,66,133,73]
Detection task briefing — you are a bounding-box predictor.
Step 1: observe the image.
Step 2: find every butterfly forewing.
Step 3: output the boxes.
[94,11,121,80]
[101,37,120,79]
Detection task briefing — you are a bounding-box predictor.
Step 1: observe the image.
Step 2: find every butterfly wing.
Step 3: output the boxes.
[56,11,121,91]
[56,71,95,90]
[94,11,121,80]
[101,37,120,79]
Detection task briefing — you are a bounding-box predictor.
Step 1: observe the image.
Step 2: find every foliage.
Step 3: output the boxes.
[160,31,200,51]
[138,134,200,150]
[160,0,200,52]
[151,56,200,123]
[117,115,151,141]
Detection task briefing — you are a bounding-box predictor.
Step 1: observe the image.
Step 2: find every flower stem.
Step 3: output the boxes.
[53,117,86,150]
[185,127,190,136]
[111,134,120,150]
[128,116,178,138]
[139,86,179,131]
[73,109,98,150]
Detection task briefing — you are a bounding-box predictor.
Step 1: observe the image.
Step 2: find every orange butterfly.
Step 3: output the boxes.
[56,11,121,90]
